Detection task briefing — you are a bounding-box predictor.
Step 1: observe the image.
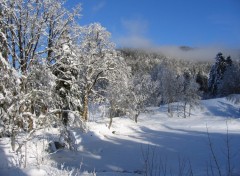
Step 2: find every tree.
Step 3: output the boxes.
[25,61,57,119]
[78,23,120,121]
[0,49,19,137]
[51,29,83,125]
[128,72,156,122]
[0,49,22,149]
[218,61,240,96]
[44,1,81,64]
[179,70,200,118]
[159,66,181,116]
[196,71,208,93]
[1,0,82,120]
[0,0,83,150]
[2,0,81,72]
[105,56,131,128]
[208,53,232,97]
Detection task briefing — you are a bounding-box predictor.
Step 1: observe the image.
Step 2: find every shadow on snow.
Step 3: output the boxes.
[0,139,28,176]
[49,123,240,175]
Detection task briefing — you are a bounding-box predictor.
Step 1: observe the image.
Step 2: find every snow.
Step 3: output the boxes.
[0,97,240,175]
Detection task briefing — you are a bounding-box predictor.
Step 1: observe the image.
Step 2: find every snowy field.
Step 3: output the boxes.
[0,97,240,176]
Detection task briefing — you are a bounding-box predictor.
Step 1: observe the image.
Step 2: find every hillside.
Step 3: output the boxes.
[0,97,240,176]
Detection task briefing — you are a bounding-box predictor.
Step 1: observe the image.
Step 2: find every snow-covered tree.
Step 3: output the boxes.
[179,70,200,118]
[0,50,21,149]
[105,56,131,128]
[1,0,82,116]
[44,1,81,64]
[24,61,56,120]
[2,0,81,72]
[128,72,156,122]
[150,63,200,117]
[51,30,82,124]
[158,66,181,116]
[0,0,82,150]
[208,53,232,97]
[218,61,240,96]
[196,71,208,93]
[78,23,120,121]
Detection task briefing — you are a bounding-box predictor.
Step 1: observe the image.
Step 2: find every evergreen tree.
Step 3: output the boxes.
[52,30,82,125]
[196,71,208,93]
[218,61,240,96]
[208,52,232,97]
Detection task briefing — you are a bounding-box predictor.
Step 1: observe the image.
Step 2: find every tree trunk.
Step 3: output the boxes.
[24,142,27,168]
[168,103,170,113]
[183,102,187,118]
[108,107,114,129]
[134,111,140,123]
[168,103,173,117]
[11,128,16,151]
[188,105,191,117]
[177,102,179,117]
[82,93,88,121]
[108,116,113,129]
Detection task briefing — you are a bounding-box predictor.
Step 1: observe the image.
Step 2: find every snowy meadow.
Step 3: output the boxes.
[1,97,240,176]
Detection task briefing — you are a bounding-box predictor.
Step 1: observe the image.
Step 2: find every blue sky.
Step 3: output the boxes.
[65,0,240,49]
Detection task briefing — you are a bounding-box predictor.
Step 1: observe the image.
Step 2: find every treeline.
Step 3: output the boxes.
[120,48,240,116]
[121,48,209,117]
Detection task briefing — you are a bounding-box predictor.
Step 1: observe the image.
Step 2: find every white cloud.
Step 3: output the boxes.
[115,18,240,60]
[155,45,240,61]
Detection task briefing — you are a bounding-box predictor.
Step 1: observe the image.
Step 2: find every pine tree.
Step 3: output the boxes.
[52,30,83,126]
[208,53,232,97]
[218,61,240,96]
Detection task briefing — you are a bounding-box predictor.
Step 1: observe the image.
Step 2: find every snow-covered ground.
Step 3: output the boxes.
[0,97,240,176]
